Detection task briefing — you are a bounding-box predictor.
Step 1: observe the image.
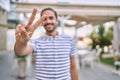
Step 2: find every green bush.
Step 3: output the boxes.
[100,57,114,66]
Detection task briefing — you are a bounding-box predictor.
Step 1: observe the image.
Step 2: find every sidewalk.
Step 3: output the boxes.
[0,51,35,80]
[0,51,120,80]
[78,61,120,80]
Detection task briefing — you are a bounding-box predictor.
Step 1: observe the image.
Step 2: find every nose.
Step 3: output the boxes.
[46,18,51,23]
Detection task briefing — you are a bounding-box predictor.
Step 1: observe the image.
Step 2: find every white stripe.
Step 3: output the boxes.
[30,34,74,80]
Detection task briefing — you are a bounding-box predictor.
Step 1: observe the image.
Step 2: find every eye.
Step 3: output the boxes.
[49,16,54,20]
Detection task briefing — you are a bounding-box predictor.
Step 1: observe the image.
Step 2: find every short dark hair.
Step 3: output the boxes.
[41,8,58,19]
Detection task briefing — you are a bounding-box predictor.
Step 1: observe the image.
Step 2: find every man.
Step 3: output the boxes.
[14,8,78,80]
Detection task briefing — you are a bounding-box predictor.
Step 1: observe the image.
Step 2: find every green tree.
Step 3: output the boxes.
[90,24,113,53]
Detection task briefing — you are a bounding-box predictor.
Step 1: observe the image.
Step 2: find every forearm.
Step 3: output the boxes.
[14,41,29,56]
[71,66,78,80]
[70,57,78,80]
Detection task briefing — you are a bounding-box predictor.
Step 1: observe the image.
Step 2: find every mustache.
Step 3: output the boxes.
[44,23,54,26]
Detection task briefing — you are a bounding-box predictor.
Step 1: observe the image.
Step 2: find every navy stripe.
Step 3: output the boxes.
[36,74,69,80]
[29,34,75,80]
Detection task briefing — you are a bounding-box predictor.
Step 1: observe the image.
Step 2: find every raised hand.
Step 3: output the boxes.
[15,8,45,43]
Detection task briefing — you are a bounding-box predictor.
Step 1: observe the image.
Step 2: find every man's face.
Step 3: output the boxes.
[41,10,58,33]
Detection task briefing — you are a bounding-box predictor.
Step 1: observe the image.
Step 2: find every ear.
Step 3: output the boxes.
[56,19,59,25]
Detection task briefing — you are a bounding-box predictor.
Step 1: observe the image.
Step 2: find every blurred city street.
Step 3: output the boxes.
[0,51,120,80]
[0,51,35,80]
[0,0,120,80]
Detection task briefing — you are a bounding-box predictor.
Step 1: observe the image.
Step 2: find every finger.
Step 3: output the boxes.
[16,24,26,34]
[15,24,31,42]
[16,24,22,33]
[19,26,32,40]
[15,24,27,39]
[15,24,22,37]
[32,14,47,30]
[26,8,37,27]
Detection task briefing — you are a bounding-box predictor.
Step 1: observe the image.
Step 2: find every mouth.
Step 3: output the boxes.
[44,23,54,27]
[43,23,56,32]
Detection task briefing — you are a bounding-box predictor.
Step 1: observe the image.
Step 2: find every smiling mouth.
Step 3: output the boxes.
[46,24,53,27]
[44,23,54,26]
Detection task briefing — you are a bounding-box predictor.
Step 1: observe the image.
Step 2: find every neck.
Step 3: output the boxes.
[46,30,58,37]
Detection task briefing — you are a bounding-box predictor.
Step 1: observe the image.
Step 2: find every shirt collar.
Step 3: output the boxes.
[44,32,61,40]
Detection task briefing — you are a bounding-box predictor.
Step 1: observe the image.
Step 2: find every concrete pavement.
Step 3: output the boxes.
[0,51,120,80]
[0,51,35,80]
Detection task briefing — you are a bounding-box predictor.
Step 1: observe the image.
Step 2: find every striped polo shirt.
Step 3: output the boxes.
[29,34,75,80]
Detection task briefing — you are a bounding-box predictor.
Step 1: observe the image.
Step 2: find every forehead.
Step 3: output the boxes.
[42,10,55,17]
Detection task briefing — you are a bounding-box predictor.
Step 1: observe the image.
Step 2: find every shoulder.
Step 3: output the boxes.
[29,36,45,43]
[59,34,74,41]
[59,34,72,39]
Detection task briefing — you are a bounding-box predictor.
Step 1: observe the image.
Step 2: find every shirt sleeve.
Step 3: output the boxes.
[28,39,36,54]
[70,38,76,57]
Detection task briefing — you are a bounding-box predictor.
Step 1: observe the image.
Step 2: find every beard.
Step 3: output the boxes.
[44,23,57,33]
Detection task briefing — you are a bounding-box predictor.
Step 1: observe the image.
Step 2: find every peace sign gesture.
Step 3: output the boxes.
[15,8,46,43]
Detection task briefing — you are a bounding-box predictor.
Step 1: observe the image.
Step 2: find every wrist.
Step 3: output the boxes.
[15,41,28,47]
